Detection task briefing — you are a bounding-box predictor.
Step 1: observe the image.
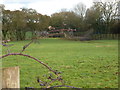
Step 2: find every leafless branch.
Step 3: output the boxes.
[2,43,14,54]
[21,40,34,53]
[0,53,56,74]
[47,85,81,89]
[1,40,80,88]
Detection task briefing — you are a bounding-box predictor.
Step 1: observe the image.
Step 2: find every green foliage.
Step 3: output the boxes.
[2,39,118,88]
[2,8,51,40]
[50,11,81,29]
[2,1,119,40]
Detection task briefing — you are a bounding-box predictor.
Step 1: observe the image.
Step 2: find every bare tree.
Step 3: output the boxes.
[93,0,118,33]
[73,2,86,17]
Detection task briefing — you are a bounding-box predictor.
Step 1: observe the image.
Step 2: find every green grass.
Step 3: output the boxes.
[2,38,118,88]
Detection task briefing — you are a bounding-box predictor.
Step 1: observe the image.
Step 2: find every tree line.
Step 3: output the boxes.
[1,1,120,41]
[2,8,50,40]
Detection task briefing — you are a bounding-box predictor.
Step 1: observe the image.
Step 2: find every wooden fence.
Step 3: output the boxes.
[92,34,119,40]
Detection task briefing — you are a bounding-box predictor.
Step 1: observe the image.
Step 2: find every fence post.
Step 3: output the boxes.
[2,66,20,88]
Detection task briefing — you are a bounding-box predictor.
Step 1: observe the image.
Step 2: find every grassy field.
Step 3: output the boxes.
[2,38,118,88]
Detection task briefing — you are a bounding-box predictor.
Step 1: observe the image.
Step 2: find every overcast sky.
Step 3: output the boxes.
[1,0,94,16]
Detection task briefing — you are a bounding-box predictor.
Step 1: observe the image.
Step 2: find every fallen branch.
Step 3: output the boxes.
[1,40,80,88]
[21,40,34,53]
[0,53,56,75]
[49,85,81,89]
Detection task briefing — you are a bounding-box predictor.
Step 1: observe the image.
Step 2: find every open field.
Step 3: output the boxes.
[2,38,118,88]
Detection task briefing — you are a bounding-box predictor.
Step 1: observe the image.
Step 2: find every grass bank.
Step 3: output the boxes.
[2,38,118,88]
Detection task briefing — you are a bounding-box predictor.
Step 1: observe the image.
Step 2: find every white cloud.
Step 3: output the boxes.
[27,0,75,15]
[3,0,93,16]
[0,0,3,4]
[4,3,26,11]
[3,0,51,4]
[27,0,93,15]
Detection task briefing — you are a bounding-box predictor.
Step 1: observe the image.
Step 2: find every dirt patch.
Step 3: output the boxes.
[60,65,73,69]
[95,45,114,47]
